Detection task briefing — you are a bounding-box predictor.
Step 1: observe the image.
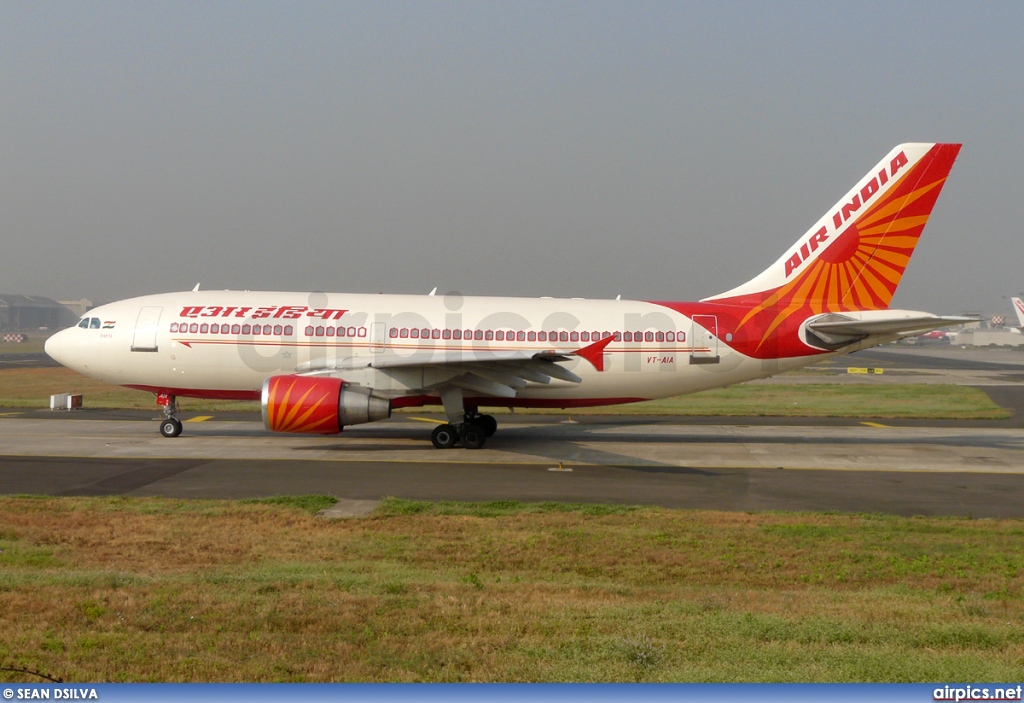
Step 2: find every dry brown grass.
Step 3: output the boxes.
[1,497,1023,682]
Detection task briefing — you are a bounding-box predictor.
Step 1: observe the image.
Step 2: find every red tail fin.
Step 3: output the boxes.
[705,143,961,349]
[707,143,961,312]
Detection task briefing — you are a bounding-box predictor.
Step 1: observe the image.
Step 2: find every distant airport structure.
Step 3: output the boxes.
[953,329,1024,346]
[57,298,95,317]
[0,294,78,333]
[948,302,1024,347]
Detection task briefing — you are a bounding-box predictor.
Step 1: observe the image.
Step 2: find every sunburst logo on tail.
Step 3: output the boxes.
[726,144,960,351]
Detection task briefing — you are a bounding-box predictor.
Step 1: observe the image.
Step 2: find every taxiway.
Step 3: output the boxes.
[2,344,1022,517]
[0,414,1022,518]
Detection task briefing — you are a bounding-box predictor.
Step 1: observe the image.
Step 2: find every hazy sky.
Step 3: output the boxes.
[2,1,1021,315]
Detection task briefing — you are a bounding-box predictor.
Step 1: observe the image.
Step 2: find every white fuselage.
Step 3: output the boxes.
[45,290,824,407]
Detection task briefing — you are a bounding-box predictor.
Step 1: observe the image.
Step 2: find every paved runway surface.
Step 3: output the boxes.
[2,344,1022,517]
[0,351,57,370]
[1,415,1022,518]
[850,346,1024,372]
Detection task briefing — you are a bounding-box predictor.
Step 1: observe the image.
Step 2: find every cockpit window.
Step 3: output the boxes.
[89,318,101,329]
[78,318,89,328]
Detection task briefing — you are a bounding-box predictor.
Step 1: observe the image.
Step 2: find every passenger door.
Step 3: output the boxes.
[690,314,720,364]
[370,322,387,353]
[131,306,162,352]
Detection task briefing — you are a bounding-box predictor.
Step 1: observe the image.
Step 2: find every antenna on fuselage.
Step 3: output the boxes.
[192,283,201,291]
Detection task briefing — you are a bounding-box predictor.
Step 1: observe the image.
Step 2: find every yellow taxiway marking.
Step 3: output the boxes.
[184,416,214,423]
[408,416,446,425]
[860,421,890,428]
[0,412,24,417]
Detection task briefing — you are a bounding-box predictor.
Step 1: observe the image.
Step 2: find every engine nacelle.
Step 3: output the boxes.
[261,375,391,434]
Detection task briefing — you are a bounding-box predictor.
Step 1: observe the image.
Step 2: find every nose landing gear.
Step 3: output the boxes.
[160,417,183,438]
[156,392,183,437]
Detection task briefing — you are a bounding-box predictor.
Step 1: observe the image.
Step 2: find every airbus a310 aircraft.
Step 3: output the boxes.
[46,143,967,449]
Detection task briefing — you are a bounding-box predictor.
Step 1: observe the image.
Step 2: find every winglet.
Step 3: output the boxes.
[573,334,615,372]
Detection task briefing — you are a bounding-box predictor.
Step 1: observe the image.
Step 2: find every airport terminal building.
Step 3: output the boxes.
[954,329,1024,347]
[0,294,78,333]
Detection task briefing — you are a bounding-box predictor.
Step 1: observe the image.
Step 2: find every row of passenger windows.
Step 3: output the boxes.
[385,328,686,343]
[169,322,686,343]
[170,322,299,336]
[304,326,368,338]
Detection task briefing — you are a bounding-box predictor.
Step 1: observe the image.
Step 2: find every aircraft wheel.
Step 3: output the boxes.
[460,424,486,450]
[478,414,498,437]
[431,424,458,449]
[160,418,183,438]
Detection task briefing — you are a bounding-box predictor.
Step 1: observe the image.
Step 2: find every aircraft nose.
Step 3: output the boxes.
[44,331,64,365]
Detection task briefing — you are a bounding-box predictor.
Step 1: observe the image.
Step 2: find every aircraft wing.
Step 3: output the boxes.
[294,335,615,399]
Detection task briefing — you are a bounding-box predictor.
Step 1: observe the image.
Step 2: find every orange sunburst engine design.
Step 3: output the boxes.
[262,375,343,434]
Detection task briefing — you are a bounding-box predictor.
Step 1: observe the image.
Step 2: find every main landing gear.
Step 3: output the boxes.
[156,393,183,438]
[430,413,498,449]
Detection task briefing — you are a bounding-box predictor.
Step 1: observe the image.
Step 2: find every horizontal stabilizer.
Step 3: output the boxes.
[805,310,973,348]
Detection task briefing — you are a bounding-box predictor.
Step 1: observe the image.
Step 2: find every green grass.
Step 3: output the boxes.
[0,496,1022,682]
[501,384,1010,419]
[0,366,1011,419]
[376,498,643,518]
[239,495,339,514]
[0,337,49,356]
[0,367,260,412]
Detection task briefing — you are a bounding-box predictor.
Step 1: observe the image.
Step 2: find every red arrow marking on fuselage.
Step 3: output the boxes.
[573,334,616,372]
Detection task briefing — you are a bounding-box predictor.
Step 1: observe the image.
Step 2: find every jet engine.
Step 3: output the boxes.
[261,375,390,434]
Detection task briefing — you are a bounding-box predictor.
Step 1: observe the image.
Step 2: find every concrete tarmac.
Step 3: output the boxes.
[850,345,1024,371]
[2,343,1022,517]
[1,416,1022,518]
[0,352,57,370]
